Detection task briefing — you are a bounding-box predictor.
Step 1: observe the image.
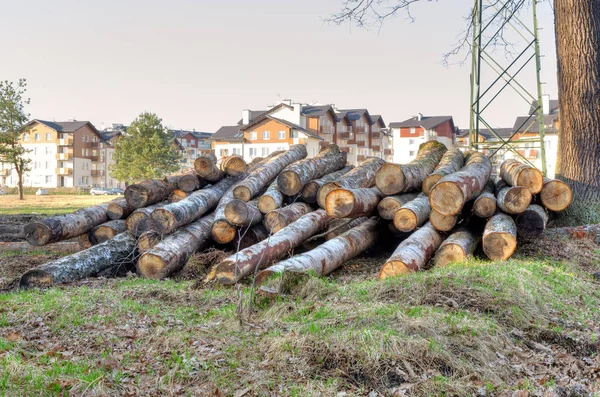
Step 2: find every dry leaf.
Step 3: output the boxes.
[6,332,20,342]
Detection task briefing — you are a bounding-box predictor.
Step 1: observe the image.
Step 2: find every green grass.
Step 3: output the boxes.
[0,195,113,215]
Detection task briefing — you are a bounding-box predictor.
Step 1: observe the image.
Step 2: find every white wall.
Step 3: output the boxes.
[74,158,92,187]
[22,143,57,187]
[390,128,453,164]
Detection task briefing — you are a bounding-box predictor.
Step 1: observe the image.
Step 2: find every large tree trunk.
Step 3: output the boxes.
[89,220,127,245]
[137,213,215,279]
[429,151,491,216]
[434,228,479,267]
[232,144,308,201]
[256,217,378,285]
[25,203,110,246]
[277,144,347,196]
[124,176,179,209]
[375,141,447,195]
[495,180,532,215]
[540,178,573,212]
[516,204,548,240]
[429,209,458,232]
[263,202,313,233]
[168,189,188,203]
[379,222,443,279]
[107,198,135,220]
[20,232,136,288]
[224,199,262,227]
[301,166,354,204]
[178,171,207,193]
[482,213,517,261]
[472,180,497,219]
[209,209,331,285]
[325,187,382,218]
[126,202,166,237]
[422,149,465,195]
[257,179,285,214]
[500,159,543,194]
[393,194,431,232]
[376,193,420,220]
[316,157,385,208]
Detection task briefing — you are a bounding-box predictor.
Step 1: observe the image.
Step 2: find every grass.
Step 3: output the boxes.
[0,195,114,215]
[1,256,600,396]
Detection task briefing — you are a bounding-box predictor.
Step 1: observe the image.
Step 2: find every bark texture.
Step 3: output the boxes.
[434,228,479,267]
[393,194,431,232]
[375,141,447,195]
[107,198,135,220]
[264,202,313,233]
[257,179,285,214]
[429,209,458,232]
[516,204,548,240]
[422,149,465,195]
[301,166,354,204]
[323,217,369,240]
[473,180,497,219]
[78,233,93,250]
[325,187,383,218]
[232,224,270,250]
[482,213,517,261]
[540,178,573,212]
[224,199,263,227]
[194,153,224,182]
[125,177,179,209]
[500,159,544,194]
[89,220,127,245]
[495,180,532,215]
[377,193,420,220]
[126,202,166,238]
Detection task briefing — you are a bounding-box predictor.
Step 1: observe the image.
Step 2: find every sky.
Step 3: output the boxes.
[1,0,558,132]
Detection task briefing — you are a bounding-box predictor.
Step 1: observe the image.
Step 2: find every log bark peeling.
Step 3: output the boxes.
[434,228,479,267]
[422,149,465,195]
[482,213,517,261]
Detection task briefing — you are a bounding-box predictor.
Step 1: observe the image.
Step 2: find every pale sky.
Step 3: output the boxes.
[1,0,558,132]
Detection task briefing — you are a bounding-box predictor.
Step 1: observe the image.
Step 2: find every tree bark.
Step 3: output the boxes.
[107,198,135,220]
[301,166,354,204]
[89,220,127,245]
[375,141,447,195]
[379,222,443,278]
[376,193,420,220]
[322,217,369,240]
[168,189,188,203]
[472,180,497,219]
[429,209,458,232]
[194,153,224,182]
[256,217,378,285]
[540,178,573,212]
[500,159,544,195]
[20,232,137,288]
[393,194,431,232]
[277,144,347,196]
[126,202,166,238]
[264,202,313,233]
[137,213,215,279]
[137,231,162,253]
[257,179,285,214]
[316,157,385,208]
[325,187,383,218]
[429,151,492,216]
[177,171,207,193]
[482,213,517,261]
[17,170,24,201]
[25,202,110,246]
[516,204,548,240]
[224,199,263,227]
[495,179,532,215]
[124,176,179,209]
[209,209,331,285]
[422,149,465,195]
[434,228,479,268]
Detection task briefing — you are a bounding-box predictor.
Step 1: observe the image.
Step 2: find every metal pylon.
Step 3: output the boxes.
[469,0,547,176]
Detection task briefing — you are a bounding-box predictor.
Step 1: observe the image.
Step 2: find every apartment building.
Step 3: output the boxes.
[93,128,126,189]
[171,130,213,171]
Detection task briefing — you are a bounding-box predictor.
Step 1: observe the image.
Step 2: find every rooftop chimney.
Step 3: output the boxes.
[542,94,551,115]
[242,109,251,125]
[417,113,423,121]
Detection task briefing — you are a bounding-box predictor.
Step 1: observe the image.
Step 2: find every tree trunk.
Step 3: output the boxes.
[473,180,497,219]
[429,151,491,216]
[126,202,166,238]
[78,233,93,250]
[375,141,447,195]
[495,179,532,215]
[137,213,215,279]
[540,178,573,212]
[89,220,127,245]
[209,209,331,285]
[422,149,465,195]
[256,217,378,285]
[194,153,224,182]
[20,232,137,288]
[543,223,600,244]
[25,203,110,246]
[516,204,548,240]
[325,187,382,218]
[393,194,431,232]
[434,228,479,268]
[232,144,308,201]
[264,202,313,233]
[317,157,385,208]
[107,198,135,220]
[177,171,207,193]
[124,177,179,209]
[277,144,347,196]
[137,231,162,253]
[482,213,517,261]
[301,166,354,204]
[376,193,420,220]
[500,159,544,194]
[257,179,285,214]
[379,222,443,278]
[224,199,262,227]
[17,170,24,201]
[168,189,188,203]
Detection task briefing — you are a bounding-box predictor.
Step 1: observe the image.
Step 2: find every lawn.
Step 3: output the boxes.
[0,195,114,215]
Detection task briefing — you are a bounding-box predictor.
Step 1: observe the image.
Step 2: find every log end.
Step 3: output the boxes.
[138,231,162,253]
[194,157,214,178]
[325,189,355,218]
[137,252,167,279]
[473,196,497,218]
[277,171,303,196]
[147,209,175,236]
[518,168,544,194]
[106,203,125,220]
[429,210,457,232]
[224,200,250,225]
[482,232,517,261]
[232,186,252,202]
[301,182,319,204]
[516,209,546,240]
[223,156,248,177]
[429,181,465,216]
[212,219,237,244]
[434,244,466,268]
[19,269,54,289]
[503,187,532,214]
[178,175,200,193]
[378,260,413,279]
[375,164,404,196]
[168,189,188,203]
[24,222,53,246]
[317,183,337,209]
[258,196,278,214]
[393,209,418,232]
[540,180,573,212]
[90,226,118,245]
[422,174,442,196]
[255,269,279,286]
[264,212,285,233]
[213,260,237,285]
[124,185,149,209]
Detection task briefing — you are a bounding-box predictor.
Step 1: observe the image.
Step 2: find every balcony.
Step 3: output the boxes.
[91,170,100,177]
[357,140,367,147]
[56,167,72,176]
[384,149,393,155]
[340,147,350,153]
[347,138,357,145]
[372,132,382,139]
[56,152,72,161]
[357,155,367,162]
[339,132,351,140]
[58,138,73,146]
[91,142,100,148]
[319,125,334,135]
[372,145,381,152]
[355,126,368,134]
[0,169,10,177]
[91,155,99,162]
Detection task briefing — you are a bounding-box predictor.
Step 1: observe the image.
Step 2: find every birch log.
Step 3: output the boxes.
[473,180,497,218]
[224,199,262,227]
[301,166,354,204]
[277,144,347,196]
[429,209,458,232]
[263,202,313,233]
[375,141,447,195]
[393,194,431,232]
[25,203,110,246]
[107,198,135,220]
[422,149,465,195]
[210,209,331,285]
[168,189,188,203]
[540,178,573,212]
[257,179,285,214]
[126,202,166,238]
[500,159,544,194]
[177,171,207,193]
[434,228,479,267]
[124,176,179,209]
[377,193,420,220]
[322,217,369,240]
[482,213,517,261]
[194,153,224,182]
[325,187,383,218]
[495,179,532,215]
[429,151,492,216]
[89,220,127,245]
[516,204,548,240]
[20,232,136,288]
[379,223,443,279]
[219,155,248,177]
[137,231,162,253]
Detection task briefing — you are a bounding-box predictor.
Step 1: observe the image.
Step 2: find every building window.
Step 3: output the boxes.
[232,148,240,155]
[250,131,257,140]
[33,147,37,155]
[190,140,195,145]
[261,147,269,156]
[249,148,257,157]
[45,147,51,154]
[23,134,30,141]
[409,139,415,145]
[278,130,286,140]
[45,176,52,183]
[262,131,270,140]
[220,149,229,157]
[277,146,286,151]
[33,162,40,169]
[409,150,416,156]
[410,128,416,134]
[45,133,51,140]
[291,131,298,138]
[82,163,85,170]
[34,133,40,141]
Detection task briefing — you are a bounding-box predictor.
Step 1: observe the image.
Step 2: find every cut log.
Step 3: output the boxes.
[429,209,458,232]
[107,198,135,220]
[316,157,386,208]
[495,179,532,215]
[126,202,166,238]
[89,220,127,245]
[78,233,93,250]
[137,213,215,279]
[224,199,262,227]
[375,141,447,195]
[472,180,497,218]
[422,149,465,195]
[540,178,573,212]
[516,204,548,240]
[211,219,237,244]
[232,144,308,201]
[177,171,206,193]
[257,179,285,214]
[393,194,431,232]
[434,228,479,267]
[482,213,517,261]
[322,217,369,240]
[277,144,347,196]
[210,209,331,285]
[168,189,188,203]
[500,159,544,194]
[194,153,224,182]
[247,156,265,168]
[325,187,382,218]
[219,155,248,177]
[264,202,313,233]
[25,202,110,246]
[429,151,492,216]
[232,224,270,250]
[137,231,162,253]
[301,166,354,204]
[20,232,137,288]
[256,217,378,285]
[377,193,420,220]
[379,222,443,278]
[124,176,179,209]
[150,176,236,235]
